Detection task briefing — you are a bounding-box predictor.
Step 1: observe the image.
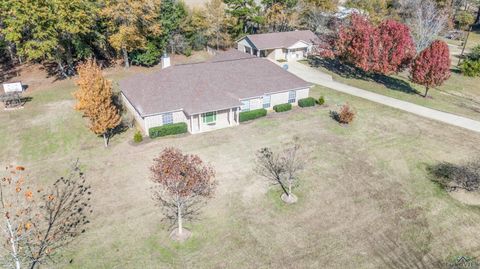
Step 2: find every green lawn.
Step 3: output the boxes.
[2,79,480,268]
[305,58,480,121]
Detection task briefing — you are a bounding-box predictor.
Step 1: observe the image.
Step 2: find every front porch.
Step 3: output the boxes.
[189,107,240,134]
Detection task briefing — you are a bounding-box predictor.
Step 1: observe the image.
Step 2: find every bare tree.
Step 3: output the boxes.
[0,162,92,269]
[255,139,307,204]
[151,147,216,242]
[403,0,448,52]
[26,162,92,269]
[0,166,33,269]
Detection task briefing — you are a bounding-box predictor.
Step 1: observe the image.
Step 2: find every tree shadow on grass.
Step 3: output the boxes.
[308,57,420,95]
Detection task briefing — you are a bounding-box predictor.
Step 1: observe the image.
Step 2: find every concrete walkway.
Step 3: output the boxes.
[278,60,480,133]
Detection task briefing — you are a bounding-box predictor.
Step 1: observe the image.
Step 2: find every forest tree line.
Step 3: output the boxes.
[0,0,479,77]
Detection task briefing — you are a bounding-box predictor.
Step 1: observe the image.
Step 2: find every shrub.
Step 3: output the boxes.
[427,158,480,191]
[133,131,143,143]
[130,42,161,67]
[460,59,480,77]
[317,96,325,105]
[239,109,267,122]
[331,103,355,124]
[298,97,316,107]
[273,103,292,112]
[149,122,188,138]
[466,45,480,61]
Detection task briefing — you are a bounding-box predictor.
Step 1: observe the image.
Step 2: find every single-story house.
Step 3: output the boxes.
[236,30,319,61]
[120,50,312,135]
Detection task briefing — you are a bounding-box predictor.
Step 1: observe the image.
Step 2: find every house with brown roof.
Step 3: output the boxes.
[120,50,312,135]
[236,30,319,61]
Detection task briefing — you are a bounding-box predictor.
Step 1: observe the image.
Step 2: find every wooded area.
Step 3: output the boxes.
[0,0,479,77]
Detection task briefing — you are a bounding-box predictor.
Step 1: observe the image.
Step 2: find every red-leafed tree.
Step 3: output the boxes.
[373,19,416,75]
[333,14,376,72]
[328,14,415,75]
[410,40,451,98]
[150,148,216,242]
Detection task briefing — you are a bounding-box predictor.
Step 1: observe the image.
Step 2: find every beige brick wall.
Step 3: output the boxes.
[121,93,146,133]
[144,110,188,134]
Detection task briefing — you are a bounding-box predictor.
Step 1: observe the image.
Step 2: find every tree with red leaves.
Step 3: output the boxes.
[373,19,416,75]
[410,40,451,98]
[330,15,415,75]
[151,147,216,242]
[333,14,375,72]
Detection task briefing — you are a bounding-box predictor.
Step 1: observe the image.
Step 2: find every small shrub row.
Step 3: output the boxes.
[149,122,188,138]
[298,97,316,107]
[239,108,267,122]
[273,103,292,112]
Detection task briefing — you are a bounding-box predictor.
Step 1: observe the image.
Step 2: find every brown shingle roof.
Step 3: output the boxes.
[120,50,311,116]
[243,30,319,50]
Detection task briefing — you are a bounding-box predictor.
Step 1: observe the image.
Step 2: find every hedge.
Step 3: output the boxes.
[273,103,292,112]
[239,108,267,122]
[149,122,188,138]
[298,97,316,107]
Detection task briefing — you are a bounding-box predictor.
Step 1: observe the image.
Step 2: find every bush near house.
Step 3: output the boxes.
[133,131,143,143]
[317,96,325,105]
[149,123,188,138]
[298,97,316,107]
[273,103,292,112]
[239,109,267,122]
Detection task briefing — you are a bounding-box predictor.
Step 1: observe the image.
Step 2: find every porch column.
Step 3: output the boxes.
[236,108,240,124]
[198,114,201,132]
[189,116,193,133]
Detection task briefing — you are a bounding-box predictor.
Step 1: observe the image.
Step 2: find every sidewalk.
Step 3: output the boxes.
[279,60,480,133]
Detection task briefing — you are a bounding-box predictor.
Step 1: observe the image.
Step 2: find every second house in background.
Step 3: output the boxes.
[236,30,319,61]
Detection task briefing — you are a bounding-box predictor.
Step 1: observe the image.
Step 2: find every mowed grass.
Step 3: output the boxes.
[305,57,480,121]
[1,82,480,268]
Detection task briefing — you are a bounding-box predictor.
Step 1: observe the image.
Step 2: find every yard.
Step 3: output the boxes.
[1,79,480,268]
[306,29,480,122]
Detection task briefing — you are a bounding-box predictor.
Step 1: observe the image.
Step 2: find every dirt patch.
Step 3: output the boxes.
[449,189,480,206]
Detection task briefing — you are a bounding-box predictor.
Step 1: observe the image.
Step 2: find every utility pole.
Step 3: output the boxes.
[458,24,473,66]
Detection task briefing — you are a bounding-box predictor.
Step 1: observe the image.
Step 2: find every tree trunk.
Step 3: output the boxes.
[476,6,480,24]
[56,58,68,78]
[65,42,75,76]
[177,204,183,235]
[103,133,108,148]
[288,181,292,198]
[6,219,21,269]
[424,87,429,98]
[6,42,16,65]
[122,46,129,68]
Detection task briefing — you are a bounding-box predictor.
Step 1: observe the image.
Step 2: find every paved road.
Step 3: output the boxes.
[279,60,480,134]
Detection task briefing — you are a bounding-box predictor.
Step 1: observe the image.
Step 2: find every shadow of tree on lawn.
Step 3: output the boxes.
[308,57,420,95]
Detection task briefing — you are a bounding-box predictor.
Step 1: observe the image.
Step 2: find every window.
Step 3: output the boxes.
[162,113,173,125]
[263,95,271,108]
[288,90,296,104]
[202,112,216,124]
[241,100,250,112]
